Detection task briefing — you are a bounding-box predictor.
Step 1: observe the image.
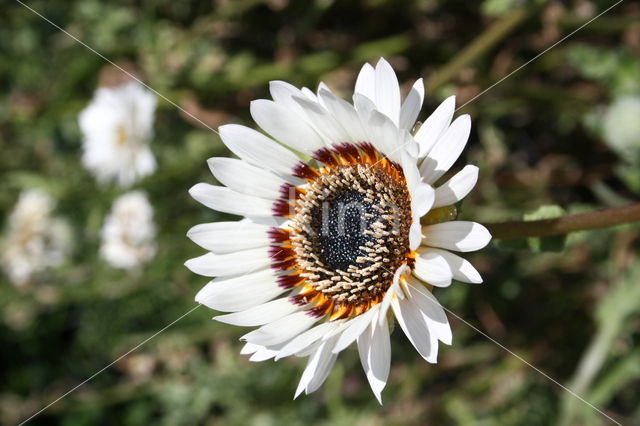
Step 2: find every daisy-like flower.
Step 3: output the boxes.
[187,58,491,402]
[101,191,157,269]
[79,81,157,187]
[1,189,70,287]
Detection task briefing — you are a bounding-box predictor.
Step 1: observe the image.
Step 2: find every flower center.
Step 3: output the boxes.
[115,124,129,147]
[271,143,413,319]
[310,189,379,271]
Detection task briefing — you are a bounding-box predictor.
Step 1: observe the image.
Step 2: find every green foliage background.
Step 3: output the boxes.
[1,0,639,424]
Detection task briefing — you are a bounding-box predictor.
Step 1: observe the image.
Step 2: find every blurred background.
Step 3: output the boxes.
[1,0,640,424]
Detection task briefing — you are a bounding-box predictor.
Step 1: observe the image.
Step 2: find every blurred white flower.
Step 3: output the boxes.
[602,95,640,158]
[1,189,71,287]
[79,81,157,187]
[101,191,157,269]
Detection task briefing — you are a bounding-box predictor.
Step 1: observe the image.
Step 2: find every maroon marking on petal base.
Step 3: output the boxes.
[270,246,295,262]
[277,274,305,289]
[308,301,333,318]
[278,183,302,201]
[312,147,339,167]
[333,142,359,162]
[289,294,309,306]
[292,162,319,181]
[359,142,378,163]
[272,200,292,217]
[272,258,297,271]
[268,227,291,244]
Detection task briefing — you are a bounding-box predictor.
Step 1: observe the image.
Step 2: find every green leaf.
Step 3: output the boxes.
[481,0,518,17]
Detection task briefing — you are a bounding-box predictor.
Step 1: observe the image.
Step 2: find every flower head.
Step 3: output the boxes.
[1,189,70,287]
[79,81,157,187]
[101,191,157,269]
[187,58,491,402]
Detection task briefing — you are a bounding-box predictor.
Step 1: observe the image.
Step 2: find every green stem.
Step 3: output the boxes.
[558,13,640,33]
[484,203,640,240]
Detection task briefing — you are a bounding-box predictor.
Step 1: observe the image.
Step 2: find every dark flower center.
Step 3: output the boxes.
[309,190,382,271]
[289,147,413,307]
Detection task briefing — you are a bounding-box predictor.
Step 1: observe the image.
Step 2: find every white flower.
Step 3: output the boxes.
[1,189,70,287]
[187,58,491,402]
[602,95,640,159]
[79,81,157,187]
[101,191,156,269]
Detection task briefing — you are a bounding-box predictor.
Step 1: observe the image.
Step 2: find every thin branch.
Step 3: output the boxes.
[484,203,640,240]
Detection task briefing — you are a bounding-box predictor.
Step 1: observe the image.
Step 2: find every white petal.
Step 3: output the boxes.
[358,319,391,404]
[301,87,318,102]
[250,342,286,362]
[241,311,318,347]
[366,316,391,404]
[399,78,424,131]
[409,221,423,251]
[318,88,369,143]
[415,95,456,157]
[305,348,338,394]
[316,81,330,96]
[294,340,323,358]
[245,216,286,227]
[332,307,377,353]
[423,221,492,252]
[186,221,270,253]
[405,277,452,345]
[250,99,325,154]
[295,338,335,398]
[185,247,270,277]
[419,114,471,185]
[402,149,428,198]
[374,58,401,126]
[357,320,373,394]
[433,165,479,208]
[367,110,403,162]
[401,129,420,157]
[412,250,453,287]
[218,124,300,175]
[195,269,283,312]
[411,182,435,218]
[189,183,275,217]
[249,350,275,362]
[401,150,422,191]
[240,342,261,355]
[354,62,375,101]
[278,321,341,360]
[424,248,482,284]
[269,80,312,118]
[391,297,437,363]
[207,157,286,200]
[314,82,331,108]
[214,297,299,326]
[378,277,402,326]
[353,92,376,118]
[292,95,350,144]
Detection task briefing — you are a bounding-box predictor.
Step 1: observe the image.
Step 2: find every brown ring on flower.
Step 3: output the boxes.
[270,143,414,320]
